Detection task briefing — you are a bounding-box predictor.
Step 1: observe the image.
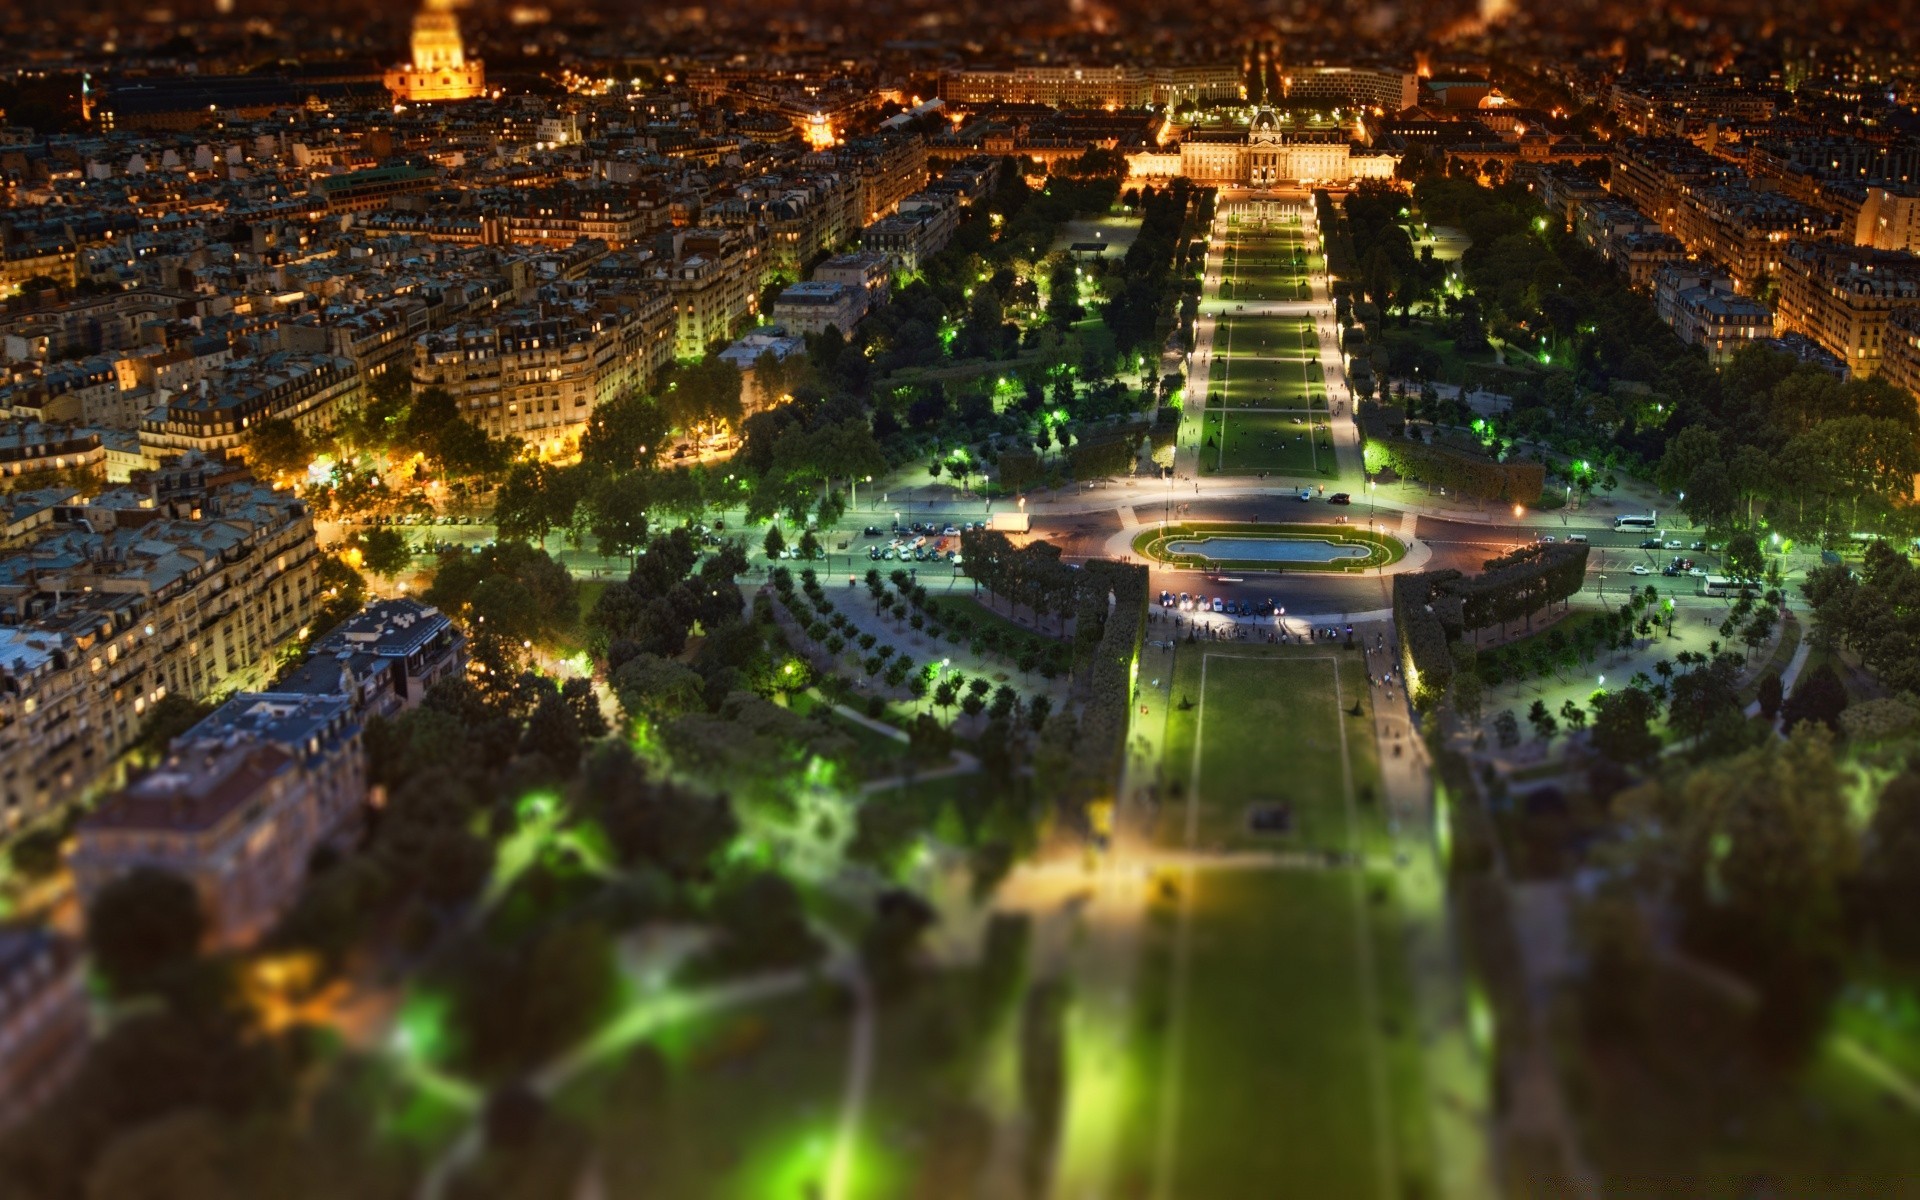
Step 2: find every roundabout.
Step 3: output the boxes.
[1132,521,1405,574]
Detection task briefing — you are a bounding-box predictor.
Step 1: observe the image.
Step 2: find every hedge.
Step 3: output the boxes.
[1067,559,1149,814]
[1359,402,1544,503]
[1392,542,1589,709]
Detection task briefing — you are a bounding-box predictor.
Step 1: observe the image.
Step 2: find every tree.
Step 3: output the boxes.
[1725,531,1764,583]
[129,693,215,767]
[585,471,652,563]
[1589,688,1660,766]
[1781,663,1848,733]
[1526,699,1558,741]
[355,526,411,579]
[763,524,786,562]
[1860,771,1920,963]
[1757,671,1784,721]
[1492,708,1520,749]
[1559,698,1587,733]
[1450,672,1484,726]
[86,868,206,998]
[244,417,310,480]
[1618,727,1856,1052]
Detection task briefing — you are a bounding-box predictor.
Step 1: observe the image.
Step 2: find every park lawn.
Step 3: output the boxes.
[787,691,910,776]
[564,970,998,1200]
[924,592,1070,657]
[1214,354,1320,410]
[1216,313,1316,354]
[1159,648,1372,852]
[1169,868,1397,1200]
[1200,409,1335,476]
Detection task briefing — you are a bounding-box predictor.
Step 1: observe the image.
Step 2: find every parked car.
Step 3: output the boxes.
[1179,592,1192,610]
[1160,590,1174,607]
[1539,535,1556,544]
[1211,597,1225,613]
[864,525,882,536]
[1631,564,1651,575]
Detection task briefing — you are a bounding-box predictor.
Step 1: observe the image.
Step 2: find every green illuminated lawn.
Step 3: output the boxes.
[1142,646,1432,1200]
[1160,651,1379,851]
[1172,869,1394,1199]
[1198,409,1335,476]
[567,972,996,1200]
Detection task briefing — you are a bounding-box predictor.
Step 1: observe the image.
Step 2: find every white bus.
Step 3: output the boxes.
[1614,514,1658,532]
[1699,575,1754,598]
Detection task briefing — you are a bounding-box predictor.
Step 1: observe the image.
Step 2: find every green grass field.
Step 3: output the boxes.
[1146,647,1426,1199]
[1219,229,1313,303]
[1173,870,1392,1199]
[1199,409,1335,475]
[1166,653,1377,850]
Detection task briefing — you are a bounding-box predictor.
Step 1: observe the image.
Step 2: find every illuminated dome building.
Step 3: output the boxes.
[384,0,486,104]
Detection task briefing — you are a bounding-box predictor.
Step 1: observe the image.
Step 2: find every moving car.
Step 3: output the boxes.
[1665,539,1685,550]
[1328,492,1351,505]
[1639,538,1662,549]
[1297,489,1314,501]
[1631,564,1651,576]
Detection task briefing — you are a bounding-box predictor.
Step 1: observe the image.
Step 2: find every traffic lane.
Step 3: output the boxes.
[1144,566,1392,621]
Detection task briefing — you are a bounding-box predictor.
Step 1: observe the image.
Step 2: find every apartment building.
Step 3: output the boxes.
[1668,184,1843,293]
[770,281,866,338]
[1608,138,1742,233]
[940,65,1154,109]
[0,929,88,1131]
[1574,197,1686,287]
[0,458,317,829]
[0,424,107,484]
[277,297,431,385]
[861,193,961,274]
[412,284,673,449]
[504,192,656,250]
[139,352,364,462]
[653,228,762,359]
[1856,186,1920,255]
[803,136,930,227]
[70,690,364,948]
[1653,266,1775,364]
[275,597,464,719]
[1880,305,1920,401]
[1775,242,1920,378]
[813,252,892,310]
[1279,64,1420,113]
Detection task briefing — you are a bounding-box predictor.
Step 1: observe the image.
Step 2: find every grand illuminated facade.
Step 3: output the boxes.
[384,0,486,104]
[1127,106,1399,188]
